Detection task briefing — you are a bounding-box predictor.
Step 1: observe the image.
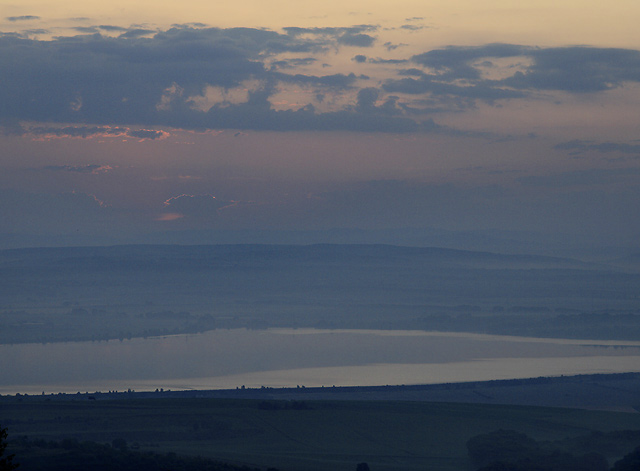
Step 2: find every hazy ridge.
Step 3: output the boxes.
[1,244,639,344]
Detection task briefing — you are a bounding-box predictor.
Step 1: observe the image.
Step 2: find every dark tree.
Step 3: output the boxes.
[612,446,640,471]
[0,426,18,471]
[467,429,538,468]
[111,438,128,451]
[356,462,370,471]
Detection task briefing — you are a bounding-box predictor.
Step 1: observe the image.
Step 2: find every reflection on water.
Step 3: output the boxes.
[2,329,640,395]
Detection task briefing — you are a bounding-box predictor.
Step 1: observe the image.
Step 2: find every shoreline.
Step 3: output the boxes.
[4,372,640,412]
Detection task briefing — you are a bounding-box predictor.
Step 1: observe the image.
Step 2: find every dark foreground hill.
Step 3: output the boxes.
[112,372,640,413]
[3,380,640,471]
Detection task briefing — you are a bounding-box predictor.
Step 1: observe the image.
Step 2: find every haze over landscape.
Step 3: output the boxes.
[2,2,640,471]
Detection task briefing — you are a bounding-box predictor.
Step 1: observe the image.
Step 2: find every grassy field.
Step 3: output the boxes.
[3,396,640,471]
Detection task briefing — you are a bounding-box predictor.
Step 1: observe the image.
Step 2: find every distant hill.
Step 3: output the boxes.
[1,244,639,343]
[0,243,593,270]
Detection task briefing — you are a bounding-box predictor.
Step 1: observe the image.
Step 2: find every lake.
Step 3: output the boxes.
[2,328,640,395]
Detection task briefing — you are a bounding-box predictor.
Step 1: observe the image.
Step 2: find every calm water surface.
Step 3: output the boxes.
[2,328,640,394]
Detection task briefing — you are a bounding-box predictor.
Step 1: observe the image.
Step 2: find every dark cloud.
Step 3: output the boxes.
[29,126,129,138]
[0,32,24,39]
[73,26,100,34]
[353,54,367,63]
[6,15,40,22]
[22,29,49,35]
[368,58,409,64]
[337,33,376,47]
[270,57,317,70]
[383,41,405,51]
[127,129,169,140]
[0,25,438,133]
[118,28,156,39]
[400,24,426,31]
[283,25,378,36]
[274,72,359,87]
[284,25,377,48]
[398,68,425,77]
[383,76,526,101]
[409,43,640,94]
[195,99,430,133]
[503,47,640,92]
[171,23,208,29]
[379,43,640,111]
[0,27,270,125]
[351,88,402,117]
[355,88,379,111]
[412,43,532,79]
[98,25,128,32]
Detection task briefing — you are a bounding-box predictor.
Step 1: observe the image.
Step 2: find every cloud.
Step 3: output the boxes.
[1,25,423,132]
[383,76,526,101]
[0,24,446,133]
[283,25,378,37]
[98,25,128,32]
[555,140,640,156]
[23,29,49,35]
[73,26,100,34]
[355,87,379,111]
[282,25,378,47]
[502,47,640,92]
[0,26,287,126]
[28,126,129,138]
[22,125,169,140]
[368,58,409,64]
[43,164,114,174]
[162,194,232,219]
[398,68,426,77]
[62,190,109,208]
[400,24,427,31]
[14,30,638,132]
[196,99,432,133]
[408,43,640,93]
[337,33,376,47]
[412,43,532,80]
[269,57,317,70]
[127,129,169,140]
[6,15,40,22]
[377,42,640,112]
[156,212,184,221]
[383,42,406,51]
[274,71,361,88]
[118,28,156,39]
[517,168,640,187]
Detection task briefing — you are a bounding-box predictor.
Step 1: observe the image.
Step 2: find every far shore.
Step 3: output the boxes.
[4,372,639,412]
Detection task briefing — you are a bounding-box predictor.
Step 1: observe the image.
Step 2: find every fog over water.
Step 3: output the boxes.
[2,328,640,395]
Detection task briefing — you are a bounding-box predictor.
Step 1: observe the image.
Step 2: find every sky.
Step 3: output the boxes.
[1,0,640,254]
